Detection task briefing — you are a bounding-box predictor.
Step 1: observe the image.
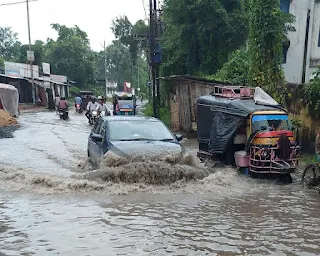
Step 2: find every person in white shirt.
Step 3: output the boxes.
[96,97,110,116]
[85,97,99,120]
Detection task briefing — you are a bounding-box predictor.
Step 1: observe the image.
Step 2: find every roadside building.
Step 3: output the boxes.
[106,80,117,98]
[50,74,69,99]
[162,75,231,132]
[281,0,320,84]
[0,74,32,103]
[1,61,70,107]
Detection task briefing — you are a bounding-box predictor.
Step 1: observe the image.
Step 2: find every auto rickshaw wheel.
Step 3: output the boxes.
[302,164,320,188]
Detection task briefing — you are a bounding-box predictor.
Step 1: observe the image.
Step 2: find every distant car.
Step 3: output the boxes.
[87,116,184,166]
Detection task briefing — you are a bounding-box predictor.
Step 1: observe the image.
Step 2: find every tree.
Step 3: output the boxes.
[95,41,131,87]
[111,17,149,92]
[248,0,295,100]
[45,24,95,87]
[214,48,250,85]
[95,40,149,94]
[0,57,4,68]
[0,27,21,61]
[302,67,320,118]
[161,0,249,76]
[111,17,148,66]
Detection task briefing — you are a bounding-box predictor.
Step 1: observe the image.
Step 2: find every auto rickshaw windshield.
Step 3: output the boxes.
[117,96,133,100]
[252,114,289,132]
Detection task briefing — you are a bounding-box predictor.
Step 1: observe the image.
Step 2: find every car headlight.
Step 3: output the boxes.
[92,111,97,115]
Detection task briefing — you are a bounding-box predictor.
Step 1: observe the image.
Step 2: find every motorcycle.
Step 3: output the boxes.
[59,108,69,120]
[75,104,83,113]
[89,110,98,125]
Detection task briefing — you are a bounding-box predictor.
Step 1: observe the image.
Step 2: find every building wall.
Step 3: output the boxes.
[282,0,320,84]
[310,1,320,60]
[282,0,309,84]
[169,80,223,132]
[309,1,320,79]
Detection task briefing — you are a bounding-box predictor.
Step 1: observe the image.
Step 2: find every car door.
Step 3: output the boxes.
[95,122,107,163]
[89,119,103,163]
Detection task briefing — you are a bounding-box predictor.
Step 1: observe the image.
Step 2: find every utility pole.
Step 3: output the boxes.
[104,40,107,96]
[149,0,157,117]
[148,0,162,118]
[137,56,140,98]
[26,0,35,104]
[154,0,160,118]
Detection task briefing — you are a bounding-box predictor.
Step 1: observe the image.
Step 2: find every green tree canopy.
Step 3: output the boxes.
[95,40,149,94]
[248,0,295,100]
[161,0,249,76]
[0,27,21,61]
[45,24,95,87]
[111,17,148,65]
[213,47,249,85]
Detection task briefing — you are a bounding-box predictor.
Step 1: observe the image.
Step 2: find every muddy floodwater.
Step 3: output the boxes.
[1,109,320,255]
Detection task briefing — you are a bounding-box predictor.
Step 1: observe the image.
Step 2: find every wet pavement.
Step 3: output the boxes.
[0,103,320,255]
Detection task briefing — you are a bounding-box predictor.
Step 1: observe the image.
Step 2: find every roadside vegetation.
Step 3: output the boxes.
[143,103,170,127]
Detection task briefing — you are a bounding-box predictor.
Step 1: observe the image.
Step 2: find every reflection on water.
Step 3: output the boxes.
[0,189,320,255]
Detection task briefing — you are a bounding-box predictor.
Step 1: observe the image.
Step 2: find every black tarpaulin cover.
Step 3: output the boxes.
[209,111,243,153]
[197,95,285,153]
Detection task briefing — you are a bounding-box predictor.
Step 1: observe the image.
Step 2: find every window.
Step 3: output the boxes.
[252,115,289,132]
[282,44,289,64]
[280,0,290,13]
[108,120,174,141]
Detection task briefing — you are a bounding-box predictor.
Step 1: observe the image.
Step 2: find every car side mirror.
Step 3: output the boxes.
[92,134,103,142]
[175,134,183,141]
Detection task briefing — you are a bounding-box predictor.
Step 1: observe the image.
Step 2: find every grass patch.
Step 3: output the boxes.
[300,153,317,164]
[143,103,171,127]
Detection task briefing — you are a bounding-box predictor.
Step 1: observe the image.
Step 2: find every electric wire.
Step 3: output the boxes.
[0,0,39,7]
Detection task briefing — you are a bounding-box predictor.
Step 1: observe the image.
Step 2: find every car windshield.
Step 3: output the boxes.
[108,120,175,141]
[252,114,290,133]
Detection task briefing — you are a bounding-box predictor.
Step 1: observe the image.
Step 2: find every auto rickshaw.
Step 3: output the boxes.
[113,92,136,115]
[197,85,300,182]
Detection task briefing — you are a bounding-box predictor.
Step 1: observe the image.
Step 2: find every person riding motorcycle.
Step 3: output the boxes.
[97,96,110,116]
[85,96,99,120]
[58,97,68,110]
[74,94,82,110]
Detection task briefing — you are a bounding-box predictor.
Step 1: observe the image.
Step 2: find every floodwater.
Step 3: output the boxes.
[0,105,320,255]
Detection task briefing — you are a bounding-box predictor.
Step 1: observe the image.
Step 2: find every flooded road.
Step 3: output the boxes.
[1,107,320,255]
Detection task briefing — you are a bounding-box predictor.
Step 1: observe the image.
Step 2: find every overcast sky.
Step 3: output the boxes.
[0,0,149,51]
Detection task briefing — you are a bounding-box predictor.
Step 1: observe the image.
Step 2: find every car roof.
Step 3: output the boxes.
[101,116,160,122]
